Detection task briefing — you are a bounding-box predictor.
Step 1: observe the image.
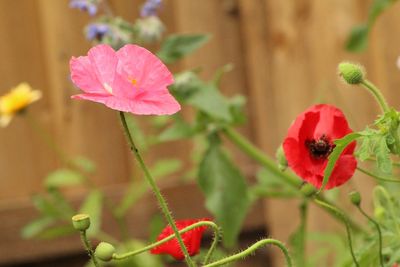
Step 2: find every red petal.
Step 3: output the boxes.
[150,219,209,260]
[283,104,357,189]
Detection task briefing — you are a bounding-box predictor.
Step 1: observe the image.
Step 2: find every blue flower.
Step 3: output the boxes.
[140,0,162,17]
[86,23,110,41]
[70,0,99,16]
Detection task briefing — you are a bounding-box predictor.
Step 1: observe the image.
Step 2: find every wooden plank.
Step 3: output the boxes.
[0,183,266,264]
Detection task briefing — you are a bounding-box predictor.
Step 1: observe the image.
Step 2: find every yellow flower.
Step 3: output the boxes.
[0,83,42,127]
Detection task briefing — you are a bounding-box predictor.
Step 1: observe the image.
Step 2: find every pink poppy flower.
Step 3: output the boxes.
[70,44,180,115]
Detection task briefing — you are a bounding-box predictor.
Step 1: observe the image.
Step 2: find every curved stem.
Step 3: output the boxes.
[203,223,221,265]
[80,230,100,267]
[112,221,220,261]
[356,206,384,267]
[360,80,390,113]
[119,112,196,267]
[203,238,293,267]
[222,126,363,232]
[314,199,359,267]
[357,166,400,183]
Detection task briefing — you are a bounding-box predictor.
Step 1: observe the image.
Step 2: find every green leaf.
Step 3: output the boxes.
[158,118,194,142]
[319,133,362,193]
[21,217,54,239]
[71,156,96,173]
[357,135,372,161]
[36,224,76,239]
[47,188,75,217]
[345,0,399,52]
[187,84,232,122]
[148,214,165,242]
[374,136,392,174]
[45,169,85,188]
[228,95,247,125]
[157,34,210,64]
[32,195,61,218]
[345,25,369,52]
[151,159,182,178]
[198,135,251,247]
[79,190,103,237]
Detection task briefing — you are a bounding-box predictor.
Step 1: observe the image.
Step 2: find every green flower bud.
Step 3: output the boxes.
[300,183,317,197]
[95,242,116,262]
[349,191,361,206]
[374,206,385,221]
[338,62,365,84]
[276,145,288,171]
[72,214,91,231]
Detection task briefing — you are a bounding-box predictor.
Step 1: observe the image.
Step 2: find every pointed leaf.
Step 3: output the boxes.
[187,84,232,122]
[319,132,362,193]
[79,190,103,237]
[157,34,210,64]
[198,136,251,247]
[45,169,85,188]
[21,217,54,239]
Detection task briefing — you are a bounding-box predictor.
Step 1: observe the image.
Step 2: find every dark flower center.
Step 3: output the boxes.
[305,134,335,159]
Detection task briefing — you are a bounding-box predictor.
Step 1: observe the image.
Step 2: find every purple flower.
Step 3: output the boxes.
[86,23,110,41]
[140,0,162,17]
[70,0,99,16]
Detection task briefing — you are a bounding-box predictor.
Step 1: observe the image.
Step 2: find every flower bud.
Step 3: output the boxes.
[276,145,288,171]
[72,214,91,231]
[374,206,385,221]
[300,183,317,197]
[349,191,361,206]
[338,62,365,84]
[136,16,165,43]
[95,242,116,262]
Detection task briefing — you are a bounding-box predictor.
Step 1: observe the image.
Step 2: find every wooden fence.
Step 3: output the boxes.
[1,0,400,266]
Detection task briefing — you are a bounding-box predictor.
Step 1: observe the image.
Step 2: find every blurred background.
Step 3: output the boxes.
[1,0,400,266]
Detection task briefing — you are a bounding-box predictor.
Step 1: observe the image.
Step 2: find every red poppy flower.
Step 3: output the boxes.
[283,104,357,189]
[150,219,209,260]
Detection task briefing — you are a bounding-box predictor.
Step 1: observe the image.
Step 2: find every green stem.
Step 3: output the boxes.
[112,221,220,261]
[222,127,363,232]
[203,223,221,265]
[203,238,293,267]
[314,199,359,267]
[357,166,400,183]
[296,201,308,267]
[119,112,196,267]
[356,205,384,267]
[80,230,100,267]
[360,80,390,113]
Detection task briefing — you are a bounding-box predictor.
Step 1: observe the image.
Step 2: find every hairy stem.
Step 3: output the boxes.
[119,112,196,267]
[80,230,99,267]
[357,166,400,183]
[314,199,359,267]
[112,221,219,261]
[360,79,390,113]
[222,126,363,232]
[356,205,384,267]
[203,238,293,267]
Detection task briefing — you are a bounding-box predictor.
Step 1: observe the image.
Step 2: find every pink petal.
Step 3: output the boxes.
[129,88,181,115]
[87,44,119,92]
[116,44,174,89]
[70,56,104,94]
[72,91,180,115]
